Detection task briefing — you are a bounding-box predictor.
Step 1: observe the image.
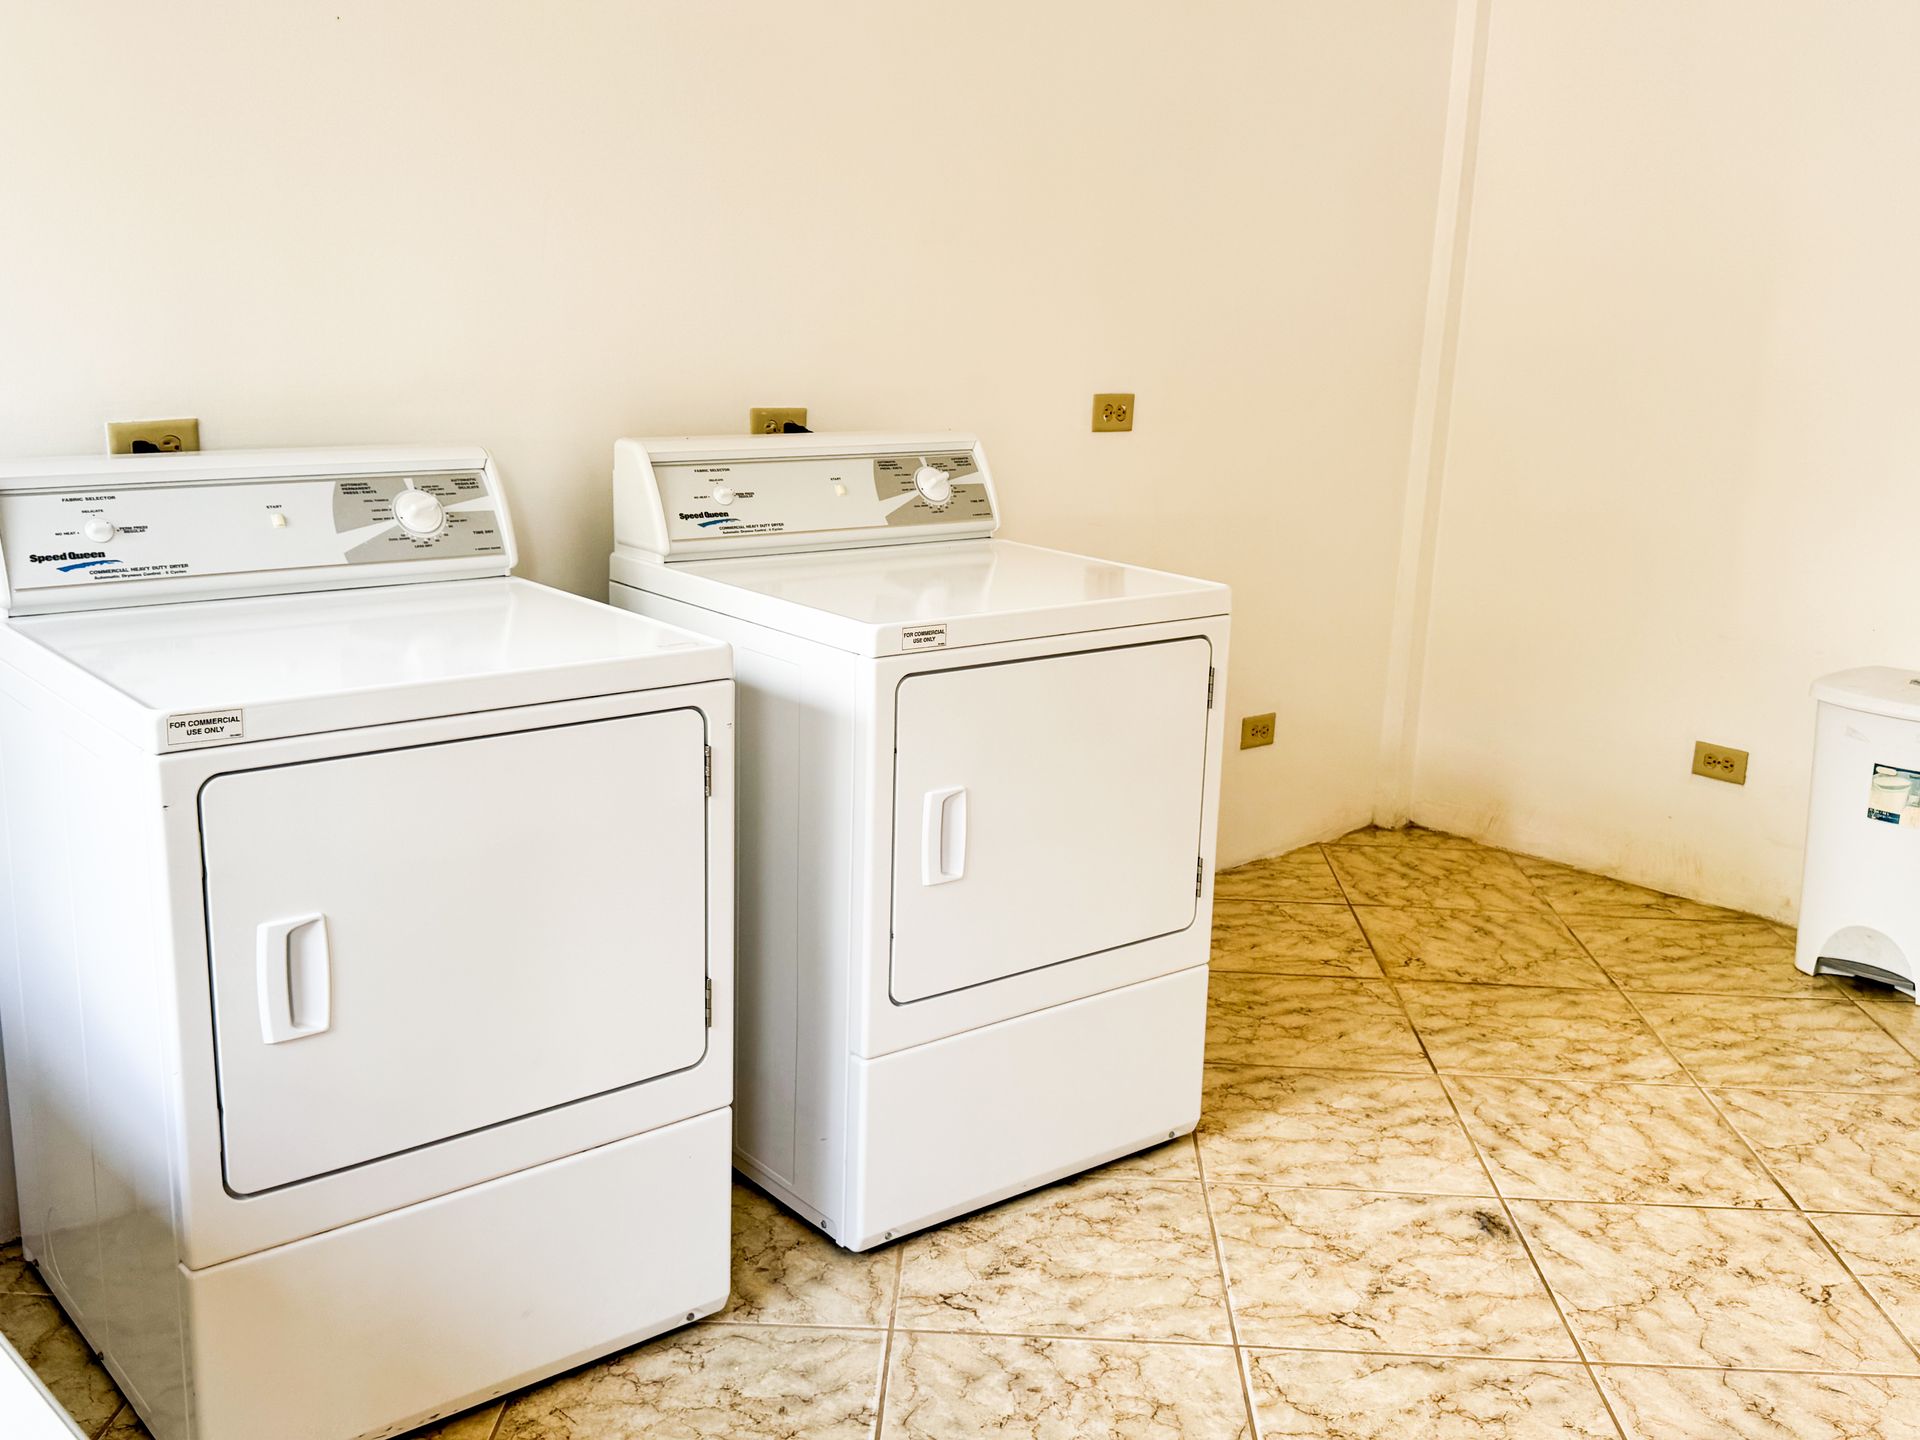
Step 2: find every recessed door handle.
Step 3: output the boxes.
[921,785,968,886]
[257,913,331,1044]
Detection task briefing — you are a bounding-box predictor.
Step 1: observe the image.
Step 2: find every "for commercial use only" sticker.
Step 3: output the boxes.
[165,708,245,747]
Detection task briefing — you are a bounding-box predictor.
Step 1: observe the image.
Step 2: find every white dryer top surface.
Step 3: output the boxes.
[0,576,728,752]
[614,539,1229,656]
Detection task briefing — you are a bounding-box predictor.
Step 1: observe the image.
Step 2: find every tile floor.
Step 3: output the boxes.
[11,827,1920,1437]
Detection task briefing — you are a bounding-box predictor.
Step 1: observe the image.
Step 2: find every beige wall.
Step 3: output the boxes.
[0,3,1462,1236]
[1407,1,1920,917]
[0,1,1458,865]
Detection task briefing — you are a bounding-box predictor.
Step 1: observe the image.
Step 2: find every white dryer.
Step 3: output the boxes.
[609,432,1229,1250]
[0,447,734,1439]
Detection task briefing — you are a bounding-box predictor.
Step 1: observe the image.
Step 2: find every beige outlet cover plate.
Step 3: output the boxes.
[1241,713,1276,749]
[108,418,200,454]
[750,407,808,435]
[1092,393,1134,432]
[1692,741,1749,785]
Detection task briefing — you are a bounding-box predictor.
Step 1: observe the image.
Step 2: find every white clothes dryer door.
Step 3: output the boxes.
[888,637,1212,1004]
[202,709,710,1194]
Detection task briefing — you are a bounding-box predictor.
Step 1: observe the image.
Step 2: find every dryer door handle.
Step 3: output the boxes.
[257,913,332,1044]
[921,785,968,886]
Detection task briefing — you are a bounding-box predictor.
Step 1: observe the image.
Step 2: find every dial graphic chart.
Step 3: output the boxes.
[653,450,993,546]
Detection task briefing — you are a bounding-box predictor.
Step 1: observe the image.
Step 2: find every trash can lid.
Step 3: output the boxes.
[1812,666,1920,720]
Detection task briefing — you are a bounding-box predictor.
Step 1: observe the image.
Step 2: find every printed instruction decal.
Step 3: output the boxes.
[1868,762,1920,825]
[166,709,245,748]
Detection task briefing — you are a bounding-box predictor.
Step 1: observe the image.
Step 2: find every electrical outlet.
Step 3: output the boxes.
[1241,712,1276,749]
[1692,741,1749,785]
[1091,393,1134,432]
[107,418,199,454]
[750,407,808,435]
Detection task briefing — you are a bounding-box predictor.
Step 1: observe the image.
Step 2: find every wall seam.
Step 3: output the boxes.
[1374,0,1494,829]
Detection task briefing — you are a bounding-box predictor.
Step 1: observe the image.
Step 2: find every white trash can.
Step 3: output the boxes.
[1797,666,1920,1000]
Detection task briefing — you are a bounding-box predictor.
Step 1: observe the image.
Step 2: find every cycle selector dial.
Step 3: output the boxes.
[392,489,446,535]
[82,518,117,543]
[913,464,953,508]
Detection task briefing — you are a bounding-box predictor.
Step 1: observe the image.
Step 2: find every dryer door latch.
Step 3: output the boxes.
[921,785,969,886]
[257,913,332,1045]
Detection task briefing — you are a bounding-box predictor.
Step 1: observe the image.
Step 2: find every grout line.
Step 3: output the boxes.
[699,1318,892,1333]
[1195,1176,1850,1215]
[1231,1341,1920,1380]
[1339,851,1630,1438]
[868,1246,904,1438]
[1565,914,1920,1370]
[1192,1119,1263,1439]
[1844,992,1920,1064]
[881,1324,1242,1350]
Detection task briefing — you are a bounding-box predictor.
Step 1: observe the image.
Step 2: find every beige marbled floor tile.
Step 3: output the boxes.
[1357,907,1608,988]
[1449,1075,1784,1206]
[1569,915,1837,997]
[1508,854,1738,920]
[1205,974,1430,1073]
[1714,1088,1920,1214]
[1513,1201,1915,1371]
[1327,824,1483,849]
[1812,1213,1920,1347]
[1244,1352,1618,1439]
[1098,1134,1202,1183]
[881,1331,1249,1439]
[408,1403,505,1439]
[894,1173,1230,1342]
[1598,1367,1920,1440]
[1633,993,1920,1090]
[0,1294,126,1436]
[87,1381,542,1439]
[1198,1066,1489,1195]
[493,1324,883,1440]
[1327,846,1552,913]
[1399,982,1683,1082]
[99,1395,491,1440]
[1856,995,1920,1059]
[0,1240,50,1296]
[716,1183,894,1327]
[1214,846,1345,903]
[1209,1186,1571,1357]
[1210,900,1381,978]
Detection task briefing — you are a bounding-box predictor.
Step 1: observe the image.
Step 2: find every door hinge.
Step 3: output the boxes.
[703,744,712,797]
[1207,667,1216,709]
[705,976,713,1027]
[1196,856,1205,897]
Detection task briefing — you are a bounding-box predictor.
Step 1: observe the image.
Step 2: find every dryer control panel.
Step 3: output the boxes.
[0,446,514,616]
[615,433,999,561]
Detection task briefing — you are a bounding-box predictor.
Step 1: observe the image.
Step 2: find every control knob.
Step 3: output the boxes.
[913,464,953,507]
[82,518,116,543]
[710,484,737,506]
[392,489,446,536]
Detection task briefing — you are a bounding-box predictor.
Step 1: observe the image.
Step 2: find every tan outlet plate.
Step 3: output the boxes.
[1092,393,1134,432]
[750,407,808,435]
[1241,712,1276,749]
[107,418,200,455]
[1692,741,1749,785]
